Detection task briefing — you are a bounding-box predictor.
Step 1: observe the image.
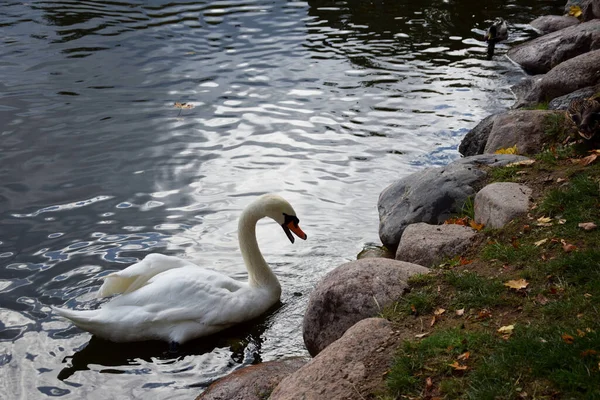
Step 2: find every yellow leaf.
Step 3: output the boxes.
[537,216,552,223]
[504,279,529,290]
[569,5,582,18]
[434,308,446,316]
[494,145,518,155]
[469,220,485,231]
[448,361,468,371]
[498,325,515,334]
[506,159,535,167]
[534,238,548,247]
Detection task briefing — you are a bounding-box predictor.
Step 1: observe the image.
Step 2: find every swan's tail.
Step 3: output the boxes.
[53,307,102,333]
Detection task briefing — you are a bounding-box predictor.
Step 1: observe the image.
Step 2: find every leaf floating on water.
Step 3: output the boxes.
[494,145,518,155]
[174,102,194,109]
[504,279,529,290]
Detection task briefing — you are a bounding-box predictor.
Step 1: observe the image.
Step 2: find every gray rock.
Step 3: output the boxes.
[302,258,428,357]
[378,154,529,250]
[530,15,580,34]
[396,223,478,267]
[196,358,307,400]
[483,110,561,155]
[548,84,600,110]
[517,49,600,107]
[474,183,533,229]
[507,19,600,75]
[459,114,497,157]
[564,0,600,22]
[272,318,398,400]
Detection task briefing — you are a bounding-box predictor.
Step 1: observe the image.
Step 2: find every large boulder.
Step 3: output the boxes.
[302,258,428,357]
[516,50,600,107]
[196,358,307,400]
[530,15,580,34]
[548,83,600,110]
[507,19,600,75]
[378,154,529,250]
[396,223,478,267]
[483,110,561,155]
[459,114,497,157]
[474,183,533,229]
[271,318,398,400]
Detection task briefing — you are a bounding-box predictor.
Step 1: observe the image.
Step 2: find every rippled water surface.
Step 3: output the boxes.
[1,0,561,398]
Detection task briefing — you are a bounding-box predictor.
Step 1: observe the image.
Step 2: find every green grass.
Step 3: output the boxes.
[481,242,540,265]
[488,164,522,182]
[444,271,507,309]
[543,112,569,142]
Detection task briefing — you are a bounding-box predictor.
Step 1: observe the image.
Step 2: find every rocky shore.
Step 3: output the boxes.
[197,1,600,398]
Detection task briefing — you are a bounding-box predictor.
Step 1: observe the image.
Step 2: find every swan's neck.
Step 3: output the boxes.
[238,204,281,295]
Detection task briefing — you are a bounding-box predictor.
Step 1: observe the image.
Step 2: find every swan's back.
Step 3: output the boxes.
[98,253,198,298]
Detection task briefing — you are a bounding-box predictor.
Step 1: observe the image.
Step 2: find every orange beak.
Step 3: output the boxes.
[283,220,307,243]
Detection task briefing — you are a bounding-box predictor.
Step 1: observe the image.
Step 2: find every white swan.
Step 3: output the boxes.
[54,194,307,345]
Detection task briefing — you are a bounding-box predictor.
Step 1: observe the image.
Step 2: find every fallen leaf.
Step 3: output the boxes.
[456,308,465,316]
[410,304,417,314]
[426,376,433,388]
[558,218,566,225]
[469,220,485,231]
[504,279,529,290]
[448,361,468,371]
[477,309,492,320]
[434,308,446,316]
[444,217,469,226]
[506,159,536,167]
[536,293,549,305]
[584,293,592,298]
[578,222,597,231]
[562,333,575,344]
[498,325,515,334]
[569,5,582,18]
[534,238,548,247]
[523,224,531,233]
[459,256,472,265]
[561,239,577,253]
[581,349,598,357]
[577,329,587,338]
[580,153,599,166]
[174,102,194,109]
[415,332,430,339]
[457,351,470,360]
[557,177,567,183]
[495,145,518,155]
[536,216,553,227]
[430,315,437,327]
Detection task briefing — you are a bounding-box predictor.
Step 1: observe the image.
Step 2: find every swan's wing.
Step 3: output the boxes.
[97,253,200,298]
[102,267,251,325]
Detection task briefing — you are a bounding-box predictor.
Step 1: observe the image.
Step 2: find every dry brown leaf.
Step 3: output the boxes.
[455,308,465,316]
[469,220,485,231]
[448,361,468,371]
[562,333,575,344]
[534,238,548,247]
[561,239,577,253]
[459,256,472,265]
[557,177,567,183]
[536,293,549,305]
[504,279,529,290]
[457,351,470,361]
[580,153,598,166]
[426,376,433,388]
[430,315,437,327]
[577,329,587,338]
[444,217,469,226]
[477,309,492,320]
[581,349,598,357]
[410,304,417,314]
[584,293,592,298]
[507,159,536,167]
[434,308,446,316]
[578,222,597,231]
[558,218,566,225]
[415,332,430,339]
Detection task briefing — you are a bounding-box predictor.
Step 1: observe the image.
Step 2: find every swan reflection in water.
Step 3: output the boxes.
[57,301,281,382]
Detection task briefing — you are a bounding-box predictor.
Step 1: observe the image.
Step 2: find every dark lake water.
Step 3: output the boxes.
[0,0,561,398]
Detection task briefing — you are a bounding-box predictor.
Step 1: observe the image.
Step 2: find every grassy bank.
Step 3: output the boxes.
[381,143,600,399]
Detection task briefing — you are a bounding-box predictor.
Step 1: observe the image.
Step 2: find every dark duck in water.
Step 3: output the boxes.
[484,18,508,59]
[567,98,600,141]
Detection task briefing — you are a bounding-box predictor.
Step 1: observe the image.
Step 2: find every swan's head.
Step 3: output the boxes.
[258,194,307,243]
